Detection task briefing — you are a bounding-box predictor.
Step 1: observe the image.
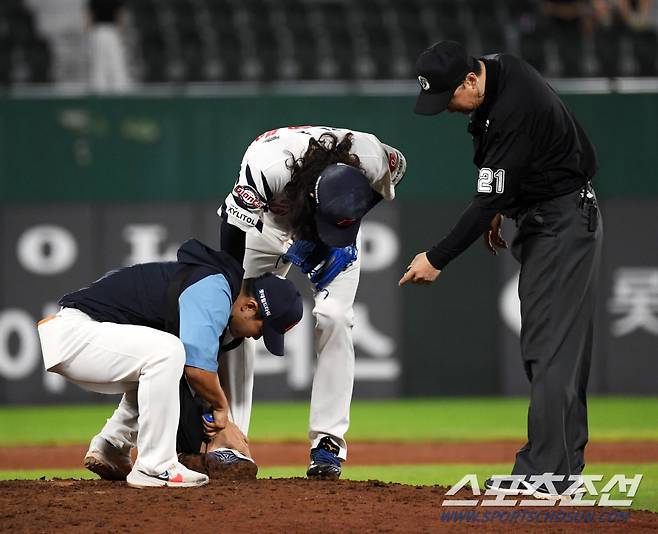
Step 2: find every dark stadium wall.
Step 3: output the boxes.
[0,94,657,203]
[0,201,405,404]
[0,94,656,403]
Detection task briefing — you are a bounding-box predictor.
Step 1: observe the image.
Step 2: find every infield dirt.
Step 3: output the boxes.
[2,441,657,532]
[2,478,658,533]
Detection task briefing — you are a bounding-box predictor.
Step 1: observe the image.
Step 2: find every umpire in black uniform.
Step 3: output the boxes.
[400,41,602,497]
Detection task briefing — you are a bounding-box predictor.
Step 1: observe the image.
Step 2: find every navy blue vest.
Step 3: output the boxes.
[59,239,244,335]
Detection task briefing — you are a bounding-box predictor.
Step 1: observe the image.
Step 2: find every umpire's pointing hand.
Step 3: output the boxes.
[399,252,441,286]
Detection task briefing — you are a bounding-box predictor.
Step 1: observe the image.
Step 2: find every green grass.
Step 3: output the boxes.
[3,399,655,514]
[2,397,658,446]
[3,463,656,513]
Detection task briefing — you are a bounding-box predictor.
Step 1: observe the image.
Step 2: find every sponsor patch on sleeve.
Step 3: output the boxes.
[388,150,398,172]
[232,184,266,211]
[226,203,259,227]
[387,149,406,186]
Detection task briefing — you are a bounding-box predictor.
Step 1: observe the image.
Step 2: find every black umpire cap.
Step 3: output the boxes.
[414,41,479,115]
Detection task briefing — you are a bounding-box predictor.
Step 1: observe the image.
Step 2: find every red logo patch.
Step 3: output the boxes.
[388,150,398,172]
[337,218,356,227]
[233,185,264,210]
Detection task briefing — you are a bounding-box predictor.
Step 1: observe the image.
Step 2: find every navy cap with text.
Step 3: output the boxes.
[252,273,303,356]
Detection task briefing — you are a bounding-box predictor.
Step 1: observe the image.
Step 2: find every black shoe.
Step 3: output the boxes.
[306,436,342,480]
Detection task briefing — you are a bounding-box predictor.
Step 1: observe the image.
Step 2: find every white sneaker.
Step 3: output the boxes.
[533,475,587,500]
[84,435,132,481]
[126,461,209,488]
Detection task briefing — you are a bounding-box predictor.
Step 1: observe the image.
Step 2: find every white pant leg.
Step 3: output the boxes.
[39,308,185,474]
[309,235,361,460]
[222,226,361,460]
[99,390,139,452]
[89,25,131,92]
[219,337,255,435]
[220,228,290,435]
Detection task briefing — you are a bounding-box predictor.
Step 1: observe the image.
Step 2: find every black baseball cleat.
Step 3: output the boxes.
[306,436,342,480]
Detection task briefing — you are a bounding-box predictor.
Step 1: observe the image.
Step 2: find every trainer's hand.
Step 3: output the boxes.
[202,408,229,438]
[483,213,508,256]
[399,252,441,286]
[209,421,251,458]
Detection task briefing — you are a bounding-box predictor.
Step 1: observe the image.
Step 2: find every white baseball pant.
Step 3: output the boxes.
[220,225,360,460]
[37,307,184,474]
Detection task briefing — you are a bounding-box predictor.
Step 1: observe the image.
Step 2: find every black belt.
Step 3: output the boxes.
[513,179,597,230]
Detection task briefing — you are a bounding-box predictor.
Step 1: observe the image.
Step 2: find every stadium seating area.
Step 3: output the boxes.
[0,0,52,85]
[128,0,658,82]
[1,0,657,87]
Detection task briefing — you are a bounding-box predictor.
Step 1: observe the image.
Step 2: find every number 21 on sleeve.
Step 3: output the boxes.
[477,168,505,194]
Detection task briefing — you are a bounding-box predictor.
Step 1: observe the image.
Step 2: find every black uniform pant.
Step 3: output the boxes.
[176,377,207,454]
[510,186,602,487]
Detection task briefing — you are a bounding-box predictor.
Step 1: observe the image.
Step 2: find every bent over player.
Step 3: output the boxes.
[401,41,602,498]
[38,238,302,488]
[218,126,406,479]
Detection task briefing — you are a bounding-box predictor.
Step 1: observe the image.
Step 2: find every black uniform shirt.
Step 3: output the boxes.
[426,54,597,270]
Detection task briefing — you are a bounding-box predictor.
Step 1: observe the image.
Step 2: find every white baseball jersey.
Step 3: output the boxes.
[218,126,406,237]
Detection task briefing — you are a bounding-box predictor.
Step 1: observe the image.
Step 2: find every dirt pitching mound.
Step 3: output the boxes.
[1,478,657,533]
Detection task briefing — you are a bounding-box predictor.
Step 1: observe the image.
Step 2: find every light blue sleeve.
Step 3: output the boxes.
[178,274,232,372]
